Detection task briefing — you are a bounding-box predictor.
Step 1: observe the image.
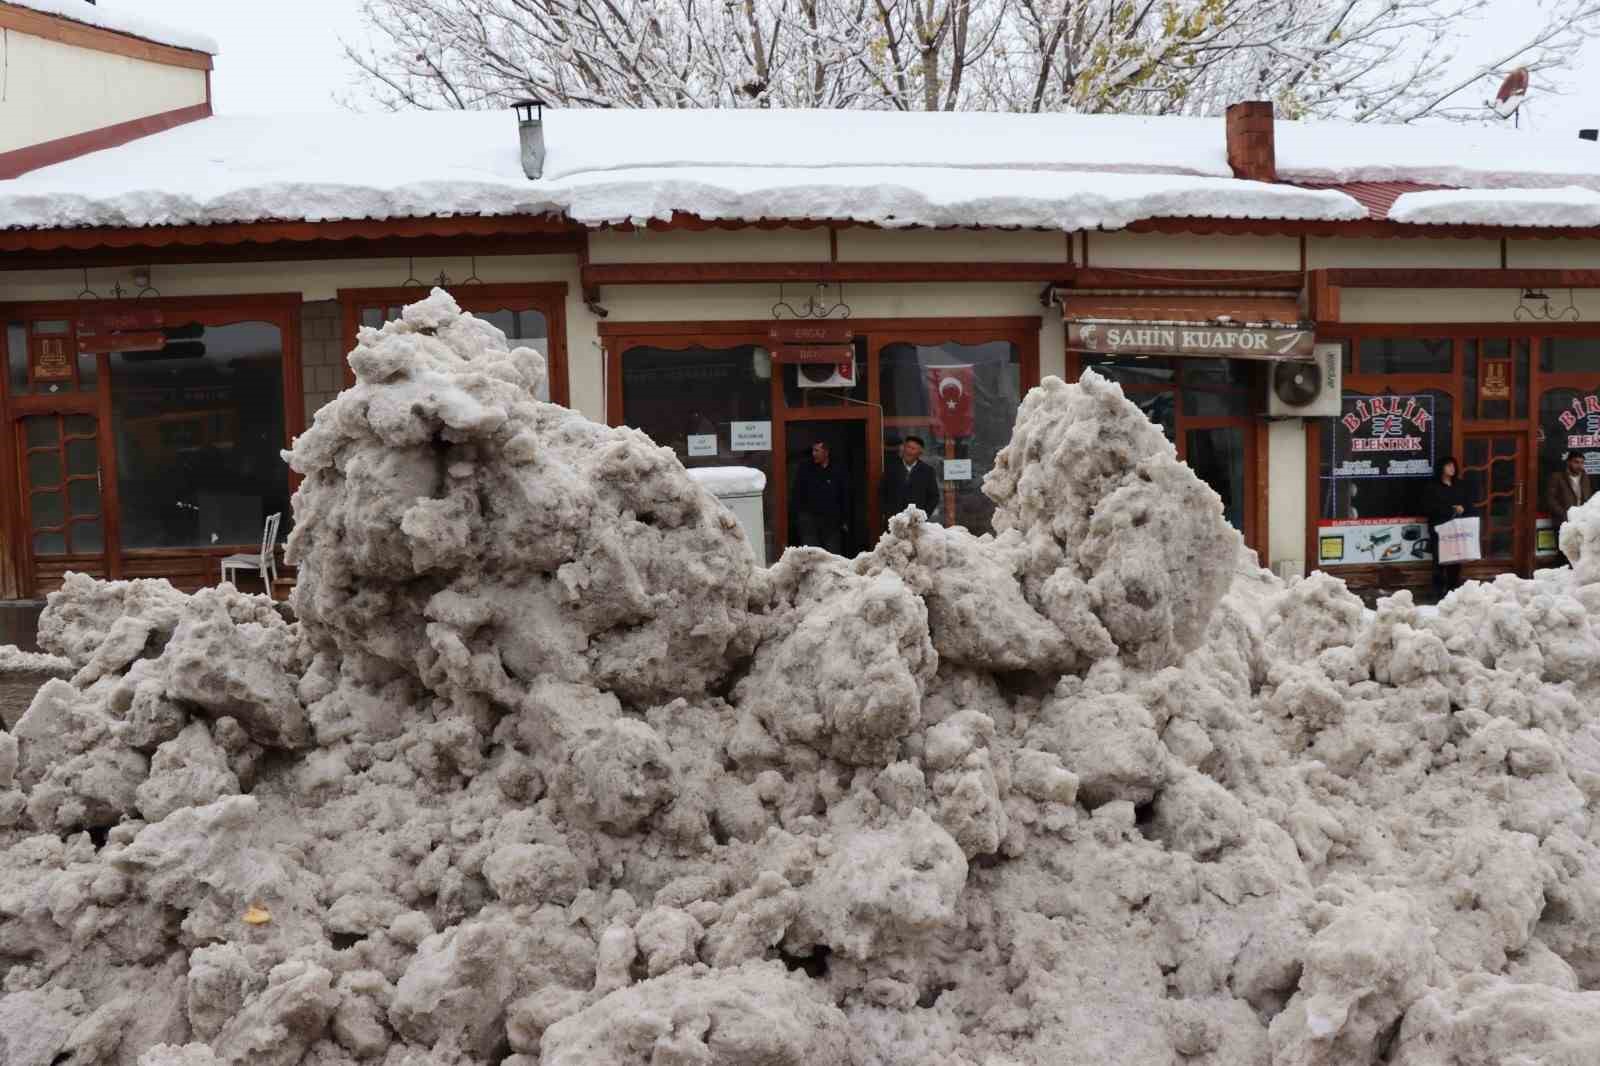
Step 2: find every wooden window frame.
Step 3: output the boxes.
[1307,322,1600,593]
[337,283,570,407]
[0,293,303,597]
[599,317,1040,553]
[1063,351,1271,560]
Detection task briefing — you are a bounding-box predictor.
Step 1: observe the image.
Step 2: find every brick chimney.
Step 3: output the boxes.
[1225,101,1276,183]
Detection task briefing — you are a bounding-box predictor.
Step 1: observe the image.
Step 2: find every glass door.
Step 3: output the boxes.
[17,412,109,578]
[1462,433,1525,573]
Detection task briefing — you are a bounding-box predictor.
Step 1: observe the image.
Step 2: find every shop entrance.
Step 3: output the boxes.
[1463,432,1526,571]
[783,419,870,556]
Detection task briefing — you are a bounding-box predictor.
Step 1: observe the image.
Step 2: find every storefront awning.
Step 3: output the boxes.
[1059,292,1314,361]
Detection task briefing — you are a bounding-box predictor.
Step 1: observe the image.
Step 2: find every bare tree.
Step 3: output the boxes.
[343,0,1600,121]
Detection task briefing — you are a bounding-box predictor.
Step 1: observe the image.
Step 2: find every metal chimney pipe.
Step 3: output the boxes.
[513,100,546,179]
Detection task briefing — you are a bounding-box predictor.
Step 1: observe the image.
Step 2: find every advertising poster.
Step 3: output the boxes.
[1331,395,1436,479]
[730,421,772,452]
[1317,517,1433,566]
[1537,517,1560,557]
[1546,390,1600,476]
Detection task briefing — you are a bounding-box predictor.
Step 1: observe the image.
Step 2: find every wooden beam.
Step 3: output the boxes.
[581,261,1072,287]
[1060,267,1304,291]
[0,233,586,272]
[0,103,212,179]
[0,2,213,69]
[1307,269,1340,323]
[1323,268,1600,289]
[0,215,584,255]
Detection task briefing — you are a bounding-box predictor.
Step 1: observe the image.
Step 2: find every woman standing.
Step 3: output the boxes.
[1424,456,1471,598]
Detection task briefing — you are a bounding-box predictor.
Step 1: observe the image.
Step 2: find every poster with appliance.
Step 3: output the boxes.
[1316,517,1433,565]
[1536,516,1560,557]
[1331,394,1436,479]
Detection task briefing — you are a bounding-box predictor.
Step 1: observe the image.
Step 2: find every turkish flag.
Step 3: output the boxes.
[924,364,975,439]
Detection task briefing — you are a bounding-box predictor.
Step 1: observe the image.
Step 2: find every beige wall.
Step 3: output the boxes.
[0,30,207,153]
[12,227,1600,571]
[1087,232,1300,270]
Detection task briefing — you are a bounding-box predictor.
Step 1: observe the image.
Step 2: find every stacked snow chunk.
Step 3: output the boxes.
[3,290,1600,1066]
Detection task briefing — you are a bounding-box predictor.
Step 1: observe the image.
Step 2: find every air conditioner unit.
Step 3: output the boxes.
[1267,342,1341,418]
[796,357,856,389]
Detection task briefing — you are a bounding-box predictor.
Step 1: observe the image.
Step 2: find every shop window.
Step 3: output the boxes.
[1318,386,1454,538]
[620,344,774,557]
[1359,337,1452,375]
[1179,359,1257,417]
[879,340,1021,536]
[1078,355,1177,440]
[1541,337,1600,373]
[109,321,290,549]
[342,284,567,405]
[1540,386,1600,478]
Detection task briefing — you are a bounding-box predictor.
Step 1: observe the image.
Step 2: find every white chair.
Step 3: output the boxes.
[221,512,281,593]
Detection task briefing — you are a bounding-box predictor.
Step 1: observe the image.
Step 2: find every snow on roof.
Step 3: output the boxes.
[1,108,1597,233]
[0,110,1363,232]
[1275,121,1600,192]
[5,0,219,55]
[1388,186,1600,228]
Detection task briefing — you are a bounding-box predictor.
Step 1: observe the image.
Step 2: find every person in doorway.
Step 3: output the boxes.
[879,434,942,527]
[1424,456,1471,598]
[1544,449,1594,566]
[791,440,850,554]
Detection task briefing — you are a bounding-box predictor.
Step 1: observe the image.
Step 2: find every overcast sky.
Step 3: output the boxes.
[132,0,1597,134]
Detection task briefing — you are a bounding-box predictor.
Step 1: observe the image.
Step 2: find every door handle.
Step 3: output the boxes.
[1515,483,1524,506]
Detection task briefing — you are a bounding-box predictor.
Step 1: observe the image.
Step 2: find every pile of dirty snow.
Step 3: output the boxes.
[3,289,1600,1066]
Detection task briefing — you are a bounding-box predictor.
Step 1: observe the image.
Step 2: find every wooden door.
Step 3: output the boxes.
[1462,432,1527,575]
[15,412,110,584]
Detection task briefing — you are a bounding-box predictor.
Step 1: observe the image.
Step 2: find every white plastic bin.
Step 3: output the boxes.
[687,466,768,567]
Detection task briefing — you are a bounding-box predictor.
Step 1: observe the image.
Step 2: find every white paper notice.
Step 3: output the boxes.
[687,434,717,457]
[942,459,972,481]
[730,421,772,452]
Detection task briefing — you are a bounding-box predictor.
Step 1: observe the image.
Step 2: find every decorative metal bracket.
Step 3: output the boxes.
[772,282,851,320]
[1515,287,1580,321]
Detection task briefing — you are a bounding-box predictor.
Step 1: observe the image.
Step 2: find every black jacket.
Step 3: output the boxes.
[880,459,941,522]
[1423,476,1472,528]
[792,460,850,524]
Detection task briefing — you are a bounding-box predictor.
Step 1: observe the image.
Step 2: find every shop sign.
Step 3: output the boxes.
[769,322,852,346]
[1331,394,1435,479]
[76,309,166,353]
[1551,391,1600,474]
[730,421,771,452]
[687,434,717,457]
[29,336,74,383]
[773,345,853,365]
[1067,320,1313,360]
[1317,517,1432,565]
[942,459,972,481]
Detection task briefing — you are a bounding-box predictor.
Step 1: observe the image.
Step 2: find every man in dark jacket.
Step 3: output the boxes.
[1545,449,1594,566]
[880,434,942,527]
[792,441,850,554]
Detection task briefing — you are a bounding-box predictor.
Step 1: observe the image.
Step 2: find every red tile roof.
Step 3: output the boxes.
[1292,181,1452,220]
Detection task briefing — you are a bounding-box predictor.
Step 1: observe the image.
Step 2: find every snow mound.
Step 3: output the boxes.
[3,289,1600,1066]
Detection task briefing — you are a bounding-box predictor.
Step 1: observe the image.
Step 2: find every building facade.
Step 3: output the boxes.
[4,4,1600,600]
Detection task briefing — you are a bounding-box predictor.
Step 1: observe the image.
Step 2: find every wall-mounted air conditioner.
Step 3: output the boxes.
[1267,342,1341,418]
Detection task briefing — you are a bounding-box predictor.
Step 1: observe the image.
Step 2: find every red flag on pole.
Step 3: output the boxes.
[924,364,975,439]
